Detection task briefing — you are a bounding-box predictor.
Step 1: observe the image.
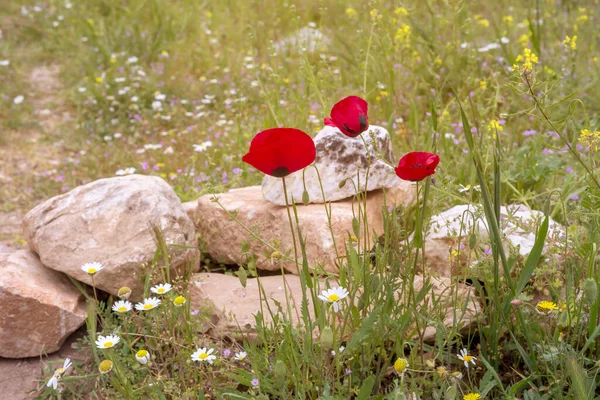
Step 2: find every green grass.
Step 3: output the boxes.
[2,0,600,398]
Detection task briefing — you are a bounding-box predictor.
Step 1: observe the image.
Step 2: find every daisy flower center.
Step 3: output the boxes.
[88,268,96,274]
[174,296,185,305]
[158,288,165,293]
[57,368,64,373]
[144,303,153,310]
[137,350,148,357]
[104,342,113,348]
[327,294,340,301]
[118,306,127,312]
[199,353,208,359]
[462,355,472,362]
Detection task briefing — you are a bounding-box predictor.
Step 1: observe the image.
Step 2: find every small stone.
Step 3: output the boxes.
[0,250,87,358]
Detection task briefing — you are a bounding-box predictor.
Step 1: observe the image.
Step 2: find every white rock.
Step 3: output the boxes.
[424,204,565,277]
[0,250,87,358]
[273,26,330,53]
[22,175,199,300]
[262,125,406,205]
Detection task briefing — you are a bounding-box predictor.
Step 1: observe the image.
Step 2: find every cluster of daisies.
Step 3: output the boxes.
[111,282,187,314]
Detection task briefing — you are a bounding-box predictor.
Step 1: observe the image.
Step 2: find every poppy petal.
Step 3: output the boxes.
[328,96,369,137]
[243,128,316,177]
[394,152,440,182]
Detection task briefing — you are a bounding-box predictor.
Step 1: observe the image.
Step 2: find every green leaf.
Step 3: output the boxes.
[346,308,380,353]
[515,216,549,295]
[357,375,375,400]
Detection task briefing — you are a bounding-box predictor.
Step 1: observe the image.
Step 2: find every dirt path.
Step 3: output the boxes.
[0,64,69,248]
[0,65,85,399]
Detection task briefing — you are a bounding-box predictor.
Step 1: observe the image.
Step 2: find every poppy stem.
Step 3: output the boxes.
[281,177,300,271]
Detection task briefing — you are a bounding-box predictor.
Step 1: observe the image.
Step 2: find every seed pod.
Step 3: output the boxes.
[302,190,310,206]
[238,267,247,288]
[320,326,334,350]
[583,278,598,305]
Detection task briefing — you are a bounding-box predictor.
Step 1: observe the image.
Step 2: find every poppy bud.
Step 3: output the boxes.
[238,267,247,288]
[274,360,286,381]
[118,286,132,300]
[583,278,598,305]
[320,326,334,350]
[302,190,310,205]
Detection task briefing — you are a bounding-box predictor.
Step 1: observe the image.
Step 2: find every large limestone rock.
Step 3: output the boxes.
[424,204,565,277]
[22,175,199,300]
[191,185,414,274]
[189,272,481,342]
[262,125,403,205]
[0,250,87,358]
[273,26,330,53]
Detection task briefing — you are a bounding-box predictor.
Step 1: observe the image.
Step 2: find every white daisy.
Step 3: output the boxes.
[46,358,72,390]
[81,262,103,276]
[135,349,151,364]
[150,283,173,295]
[318,287,349,312]
[112,300,133,314]
[191,347,216,364]
[115,167,136,176]
[95,334,120,349]
[234,351,247,361]
[135,297,161,311]
[457,348,477,368]
[192,141,213,152]
[13,95,24,104]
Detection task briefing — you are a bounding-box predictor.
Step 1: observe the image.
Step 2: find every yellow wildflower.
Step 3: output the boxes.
[503,16,514,25]
[536,300,559,313]
[518,34,530,47]
[394,7,408,16]
[513,48,539,72]
[488,120,503,132]
[563,35,577,50]
[579,129,600,151]
[464,394,481,400]
[204,11,213,18]
[95,77,103,83]
[394,358,409,374]
[345,8,357,18]
[478,19,490,28]
[395,24,411,44]
[479,81,487,89]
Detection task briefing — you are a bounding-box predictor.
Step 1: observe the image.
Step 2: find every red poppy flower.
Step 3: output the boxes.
[242,128,316,177]
[394,152,440,182]
[324,96,369,137]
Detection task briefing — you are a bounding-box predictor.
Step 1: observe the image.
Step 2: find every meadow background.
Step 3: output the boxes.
[1,0,600,398]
